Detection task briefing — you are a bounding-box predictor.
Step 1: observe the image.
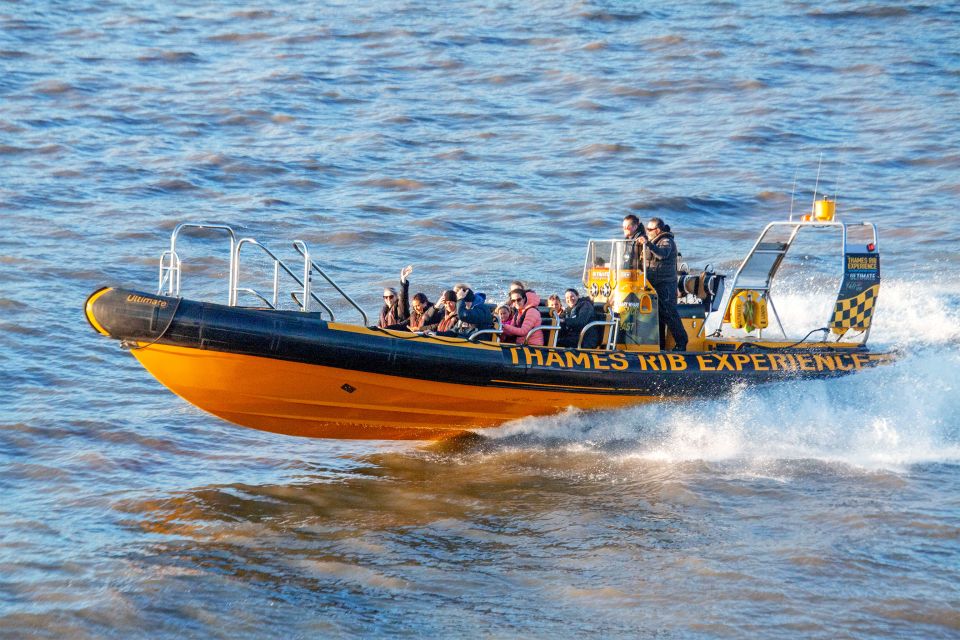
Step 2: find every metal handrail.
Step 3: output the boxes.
[468,328,503,343]
[527,322,561,347]
[577,319,619,350]
[718,220,879,343]
[292,241,369,325]
[159,223,238,303]
[157,223,368,323]
[234,238,334,317]
[158,250,181,295]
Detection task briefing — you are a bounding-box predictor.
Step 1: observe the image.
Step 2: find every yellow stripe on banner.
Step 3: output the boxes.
[830,284,879,329]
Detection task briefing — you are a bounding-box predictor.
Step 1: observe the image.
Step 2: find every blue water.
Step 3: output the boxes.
[2,2,959,637]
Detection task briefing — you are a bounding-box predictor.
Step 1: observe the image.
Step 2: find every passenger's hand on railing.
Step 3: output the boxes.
[400,265,413,283]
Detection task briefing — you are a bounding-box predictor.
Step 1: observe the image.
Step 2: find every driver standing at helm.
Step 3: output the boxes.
[639,217,688,351]
[621,214,646,269]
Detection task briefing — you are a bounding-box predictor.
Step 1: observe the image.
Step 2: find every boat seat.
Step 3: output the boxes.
[531,306,560,347]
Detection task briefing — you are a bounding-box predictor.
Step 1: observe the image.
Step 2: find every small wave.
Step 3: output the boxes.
[0,322,45,336]
[136,51,200,64]
[156,179,201,193]
[261,198,294,207]
[571,100,611,112]
[358,178,427,190]
[434,149,477,161]
[808,6,917,20]
[207,32,271,43]
[32,81,74,95]
[628,195,741,216]
[317,231,368,246]
[865,601,960,631]
[575,143,634,157]
[482,73,536,85]
[644,34,686,48]
[579,10,651,23]
[230,10,276,19]
[609,85,663,100]
[221,160,289,176]
[0,298,28,311]
[360,204,407,215]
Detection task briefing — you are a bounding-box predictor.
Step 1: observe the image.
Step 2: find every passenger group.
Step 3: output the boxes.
[376,215,687,351]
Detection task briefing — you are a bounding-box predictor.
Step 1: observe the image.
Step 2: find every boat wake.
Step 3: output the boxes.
[476,278,960,472]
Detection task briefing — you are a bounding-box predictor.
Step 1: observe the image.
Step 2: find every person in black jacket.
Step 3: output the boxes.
[621,214,647,269]
[557,288,600,348]
[452,285,494,339]
[379,265,442,332]
[640,217,687,351]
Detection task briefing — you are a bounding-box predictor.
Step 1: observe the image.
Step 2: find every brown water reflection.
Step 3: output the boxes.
[110,440,717,636]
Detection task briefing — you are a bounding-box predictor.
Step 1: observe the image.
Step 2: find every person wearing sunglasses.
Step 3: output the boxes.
[620,213,647,269]
[500,288,544,345]
[377,264,414,329]
[638,217,687,351]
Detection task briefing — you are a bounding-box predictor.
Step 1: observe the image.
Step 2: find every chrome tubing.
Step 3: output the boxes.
[235,237,334,317]
[577,319,619,350]
[292,241,369,326]
[163,223,238,304]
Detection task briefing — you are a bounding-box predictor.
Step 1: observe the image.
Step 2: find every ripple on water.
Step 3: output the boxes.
[1,1,959,637]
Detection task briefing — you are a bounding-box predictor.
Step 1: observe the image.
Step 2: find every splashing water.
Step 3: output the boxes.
[484,281,960,472]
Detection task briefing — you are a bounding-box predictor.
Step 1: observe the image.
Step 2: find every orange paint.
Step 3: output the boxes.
[131,343,656,440]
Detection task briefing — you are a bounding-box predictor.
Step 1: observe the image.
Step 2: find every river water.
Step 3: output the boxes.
[2,1,959,638]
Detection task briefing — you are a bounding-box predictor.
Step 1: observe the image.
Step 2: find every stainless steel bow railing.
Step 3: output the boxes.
[156,222,367,324]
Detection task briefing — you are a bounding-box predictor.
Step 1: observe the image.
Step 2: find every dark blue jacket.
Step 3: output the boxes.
[456,293,494,335]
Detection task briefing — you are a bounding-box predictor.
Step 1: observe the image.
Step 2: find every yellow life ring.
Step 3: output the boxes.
[728,290,768,332]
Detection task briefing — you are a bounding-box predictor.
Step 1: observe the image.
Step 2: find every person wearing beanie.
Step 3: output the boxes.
[434,289,459,333]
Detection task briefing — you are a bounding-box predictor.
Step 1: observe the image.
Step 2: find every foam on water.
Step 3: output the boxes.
[486,279,960,472]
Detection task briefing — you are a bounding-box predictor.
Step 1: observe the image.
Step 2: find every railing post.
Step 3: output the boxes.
[272,261,280,308]
[302,246,311,312]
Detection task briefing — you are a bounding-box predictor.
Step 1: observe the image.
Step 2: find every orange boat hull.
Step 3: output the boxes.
[131,343,652,440]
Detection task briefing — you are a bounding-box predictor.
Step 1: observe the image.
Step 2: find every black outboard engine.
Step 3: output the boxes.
[679,268,726,312]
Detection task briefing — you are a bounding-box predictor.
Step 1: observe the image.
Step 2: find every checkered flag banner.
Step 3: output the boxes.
[830,284,880,332]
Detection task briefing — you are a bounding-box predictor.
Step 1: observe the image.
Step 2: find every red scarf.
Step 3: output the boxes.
[437,309,458,332]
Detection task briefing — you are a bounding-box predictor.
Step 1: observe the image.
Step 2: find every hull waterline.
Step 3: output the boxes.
[86,287,895,440]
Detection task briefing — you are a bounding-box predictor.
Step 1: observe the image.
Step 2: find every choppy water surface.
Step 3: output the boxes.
[2,1,959,637]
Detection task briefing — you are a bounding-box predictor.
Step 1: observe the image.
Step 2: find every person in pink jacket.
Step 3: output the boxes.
[501,288,544,346]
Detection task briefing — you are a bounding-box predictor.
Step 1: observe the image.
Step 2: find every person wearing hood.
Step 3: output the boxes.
[501,288,544,346]
[640,217,687,351]
[557,288,600,349]
[452,284,494,338]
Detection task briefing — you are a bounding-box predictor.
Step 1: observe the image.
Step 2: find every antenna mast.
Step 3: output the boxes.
[788,168,798,222]
[811,152,823,216]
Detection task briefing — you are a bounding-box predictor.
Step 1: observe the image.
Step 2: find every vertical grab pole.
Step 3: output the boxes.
[228,235,236,306]
[272,260,280,308]
[302,246,311,312]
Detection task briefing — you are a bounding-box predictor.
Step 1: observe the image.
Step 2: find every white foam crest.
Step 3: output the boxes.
[710,276,960,349]
[485,347,960,472]
[868,278,960,347]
